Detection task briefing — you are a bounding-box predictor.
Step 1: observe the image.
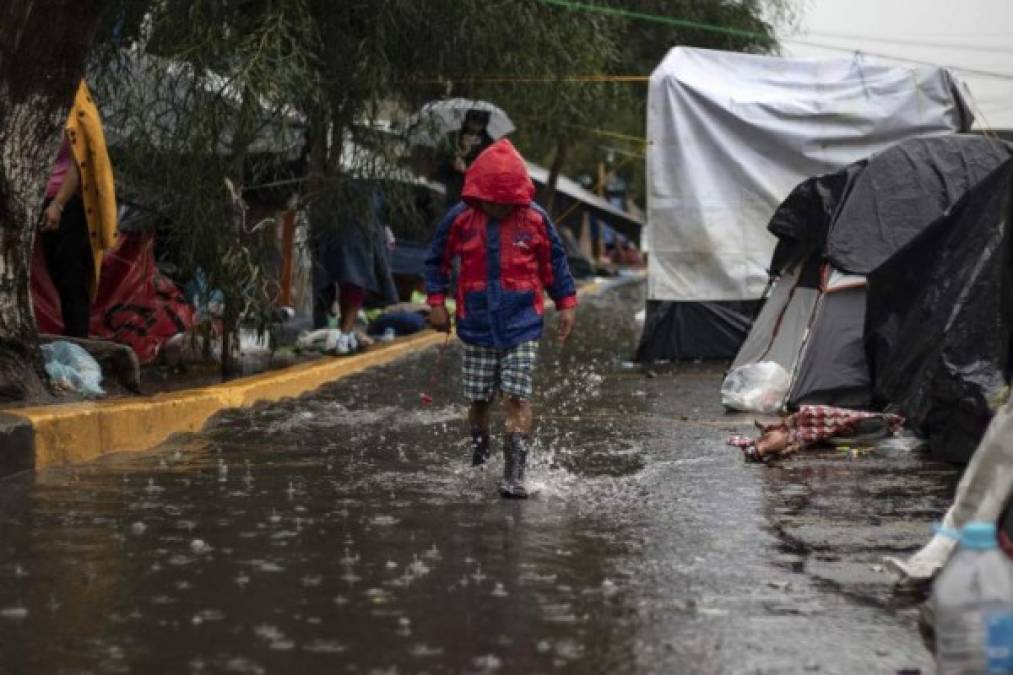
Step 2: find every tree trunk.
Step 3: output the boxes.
[219,89,257,382]
[539,137,569,215]
[0,0,103,402]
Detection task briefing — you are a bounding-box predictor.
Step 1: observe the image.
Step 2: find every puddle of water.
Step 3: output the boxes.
[0,285,942,673]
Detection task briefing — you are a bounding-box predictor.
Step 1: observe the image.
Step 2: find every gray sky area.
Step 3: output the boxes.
[779,0,1013,129]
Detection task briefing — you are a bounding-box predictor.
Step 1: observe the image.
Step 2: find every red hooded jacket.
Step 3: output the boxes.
[425,139,577,348]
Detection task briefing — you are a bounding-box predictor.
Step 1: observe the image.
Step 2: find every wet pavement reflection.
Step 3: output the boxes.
[0,283,957,674]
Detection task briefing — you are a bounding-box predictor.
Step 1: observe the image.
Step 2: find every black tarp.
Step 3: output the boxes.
[865,160,1013,464]
[635,300,761,362]
[768,163,864,274]
[768,135,1011,276]
[827,135,1012,274]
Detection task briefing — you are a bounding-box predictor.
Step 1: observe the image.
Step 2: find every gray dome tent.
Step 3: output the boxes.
[726,134,1012,413]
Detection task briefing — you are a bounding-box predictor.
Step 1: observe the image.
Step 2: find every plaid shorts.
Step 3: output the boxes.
[462,340,539,401]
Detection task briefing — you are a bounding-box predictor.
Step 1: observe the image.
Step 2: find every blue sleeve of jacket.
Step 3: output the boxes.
[424,204,465,305]
[538,209,578,309]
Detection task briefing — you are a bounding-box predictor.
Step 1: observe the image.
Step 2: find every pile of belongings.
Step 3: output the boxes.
[728,405,904,462]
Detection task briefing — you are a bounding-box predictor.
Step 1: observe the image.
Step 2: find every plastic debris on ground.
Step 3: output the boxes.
[239,328,271,356]
[41,341,105,396]
[296,328,373,354]
[874,431,928,453]
[720,361,789,414]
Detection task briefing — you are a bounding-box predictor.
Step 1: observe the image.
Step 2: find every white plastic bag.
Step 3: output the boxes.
[296,328,339,352]
[41,341,104,396]
[721,361,789,413]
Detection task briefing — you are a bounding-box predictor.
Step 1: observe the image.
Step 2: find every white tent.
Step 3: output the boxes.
[778,0,1013,134]
[638,47,973,362]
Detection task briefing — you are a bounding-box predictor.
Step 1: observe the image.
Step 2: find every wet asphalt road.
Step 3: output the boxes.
[0,282,959,674]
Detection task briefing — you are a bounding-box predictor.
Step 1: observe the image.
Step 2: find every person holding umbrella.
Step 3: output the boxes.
[438,109,493,208]
[406,99,514,209]
[425,139,577,499]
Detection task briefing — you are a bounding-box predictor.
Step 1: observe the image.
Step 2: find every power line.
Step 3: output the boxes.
[854,31,1013,39]
[538,0,775,44]
[512,112,647,144]
[538,0,1013,82]
[803,29,1013,55]
[783,38,1013,81]
[402,75,648,84]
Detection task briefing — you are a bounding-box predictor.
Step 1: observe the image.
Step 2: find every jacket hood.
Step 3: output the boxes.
[461,139,534,207]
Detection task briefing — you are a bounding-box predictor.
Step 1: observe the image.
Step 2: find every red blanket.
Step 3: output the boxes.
[33,230,194,364]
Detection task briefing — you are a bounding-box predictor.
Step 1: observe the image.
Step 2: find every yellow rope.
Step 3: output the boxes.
[405,74,649,84]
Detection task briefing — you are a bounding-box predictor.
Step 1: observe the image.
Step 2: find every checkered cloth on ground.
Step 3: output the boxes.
[462,340,538,401]
[786,405,904,444]
[728,405,905,452]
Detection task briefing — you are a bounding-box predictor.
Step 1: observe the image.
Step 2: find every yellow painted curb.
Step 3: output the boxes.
[8,330,448,469]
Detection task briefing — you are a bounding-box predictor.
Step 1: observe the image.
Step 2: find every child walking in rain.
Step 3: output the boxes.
[425,139,577,498]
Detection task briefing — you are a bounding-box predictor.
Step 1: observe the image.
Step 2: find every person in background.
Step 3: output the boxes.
[311,188,399,354]
[425,139,578,499]
[438,109,493,209]
[40,80,118,338]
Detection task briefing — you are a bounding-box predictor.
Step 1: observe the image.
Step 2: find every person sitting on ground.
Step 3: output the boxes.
[39,80,118,338]
[425,139,577,498]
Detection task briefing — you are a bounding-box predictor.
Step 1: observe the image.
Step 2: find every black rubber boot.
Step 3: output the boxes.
[499,432,529,499]
[471,427,491,466]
